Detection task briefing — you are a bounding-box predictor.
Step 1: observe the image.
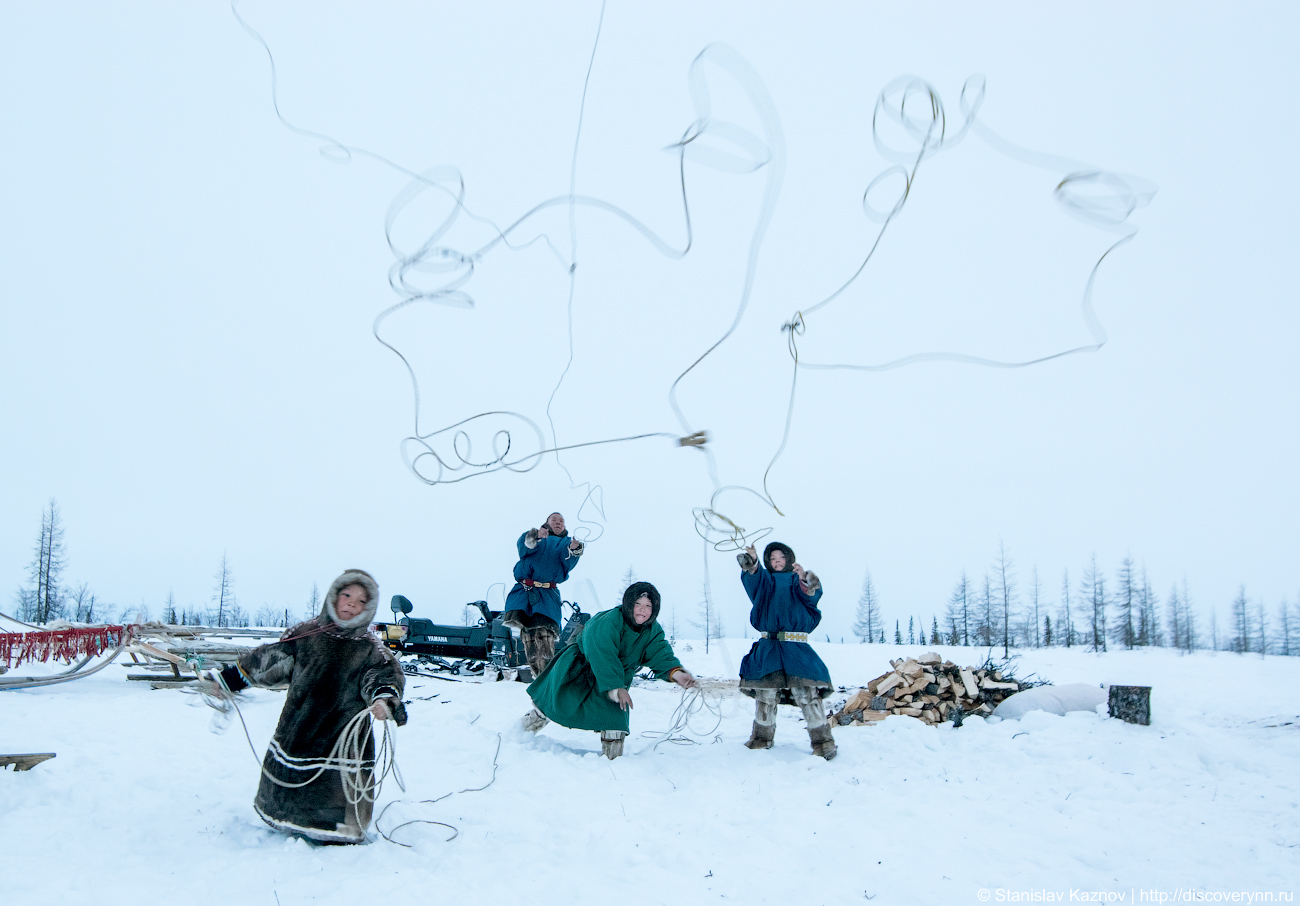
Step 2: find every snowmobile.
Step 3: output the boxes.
[374,595,590,682]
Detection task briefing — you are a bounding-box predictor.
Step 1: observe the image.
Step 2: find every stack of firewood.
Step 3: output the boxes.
[829,652,1025,727]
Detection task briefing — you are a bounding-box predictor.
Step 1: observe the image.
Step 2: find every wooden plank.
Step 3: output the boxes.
[960,669,980,699]
[1,753,56,772]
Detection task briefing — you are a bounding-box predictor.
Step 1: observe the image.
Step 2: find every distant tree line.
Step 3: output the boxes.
[10,500,311,629]
[852,542,1300,656]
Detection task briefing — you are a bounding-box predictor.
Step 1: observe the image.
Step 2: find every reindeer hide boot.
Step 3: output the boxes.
[745,688,778,749]
[522,625,559,677]
[792,685,837,760]
[521,708,550,733]
[600,730,627,760]
[808,724,838,760]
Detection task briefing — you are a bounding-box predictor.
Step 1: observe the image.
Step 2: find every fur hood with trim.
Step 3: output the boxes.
[763,542,796,573]
[320,569,380,639]
[620,581,661,633]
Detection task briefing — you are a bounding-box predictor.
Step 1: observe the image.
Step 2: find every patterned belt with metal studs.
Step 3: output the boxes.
[764,631,808,642]
[521,579,554,589]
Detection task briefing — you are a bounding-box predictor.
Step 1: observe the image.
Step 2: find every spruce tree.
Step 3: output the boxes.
[852,570,882,643]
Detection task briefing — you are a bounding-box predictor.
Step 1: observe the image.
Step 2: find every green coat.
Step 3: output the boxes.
[527,607,683,733]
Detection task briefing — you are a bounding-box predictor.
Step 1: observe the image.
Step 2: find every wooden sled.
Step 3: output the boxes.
[1,753,56,771]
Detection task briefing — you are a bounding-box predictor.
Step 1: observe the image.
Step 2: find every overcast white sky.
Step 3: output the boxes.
[2,2,1297,641]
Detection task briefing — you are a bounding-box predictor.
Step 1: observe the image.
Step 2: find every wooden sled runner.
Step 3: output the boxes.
[1,753,56,771]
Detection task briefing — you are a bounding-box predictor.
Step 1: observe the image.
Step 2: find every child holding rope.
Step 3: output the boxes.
[502,512,584,677]
[205,569,407,843]
[737,542,836,760]
[520,581,696,759]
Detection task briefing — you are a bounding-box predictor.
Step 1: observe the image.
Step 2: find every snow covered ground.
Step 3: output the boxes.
[3,640,1298,904]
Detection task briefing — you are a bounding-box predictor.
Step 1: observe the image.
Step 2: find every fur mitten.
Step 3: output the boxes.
[737,550,758,572]
[195,669,238,712]
[524,528,540,549]
[801,570,821,593]
[569,540,585,556]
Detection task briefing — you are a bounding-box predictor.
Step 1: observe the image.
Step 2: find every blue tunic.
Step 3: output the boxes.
[737,567,832,685]
[503,531,582,626]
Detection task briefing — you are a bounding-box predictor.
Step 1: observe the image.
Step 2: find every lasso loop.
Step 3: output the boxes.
[233,1,1153,587]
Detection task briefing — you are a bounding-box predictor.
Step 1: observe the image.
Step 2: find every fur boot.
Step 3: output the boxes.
[790,685,836,759]
[744,721,775,749]
[521,708,550,733]
[522,625,558,676]
[808,724,838,761]
[745,689,778,749]
[600,730,627,760]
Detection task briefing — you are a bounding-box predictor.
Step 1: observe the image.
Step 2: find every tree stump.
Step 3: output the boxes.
[1108,685,1151,725]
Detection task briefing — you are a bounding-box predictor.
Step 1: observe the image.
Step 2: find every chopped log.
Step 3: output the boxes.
[842,690,875,713]
[865,672,892,695]
[876,673,905,695]
[980,677,1018,692]
[829,656,1048,729]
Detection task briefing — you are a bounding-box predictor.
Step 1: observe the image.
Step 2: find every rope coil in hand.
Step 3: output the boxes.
[196,680,404,829]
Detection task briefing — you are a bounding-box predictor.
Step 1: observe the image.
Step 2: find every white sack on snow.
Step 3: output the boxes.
[993,683,1107,720]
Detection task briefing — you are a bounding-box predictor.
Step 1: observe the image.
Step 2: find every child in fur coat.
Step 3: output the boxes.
[209,569,407,843]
